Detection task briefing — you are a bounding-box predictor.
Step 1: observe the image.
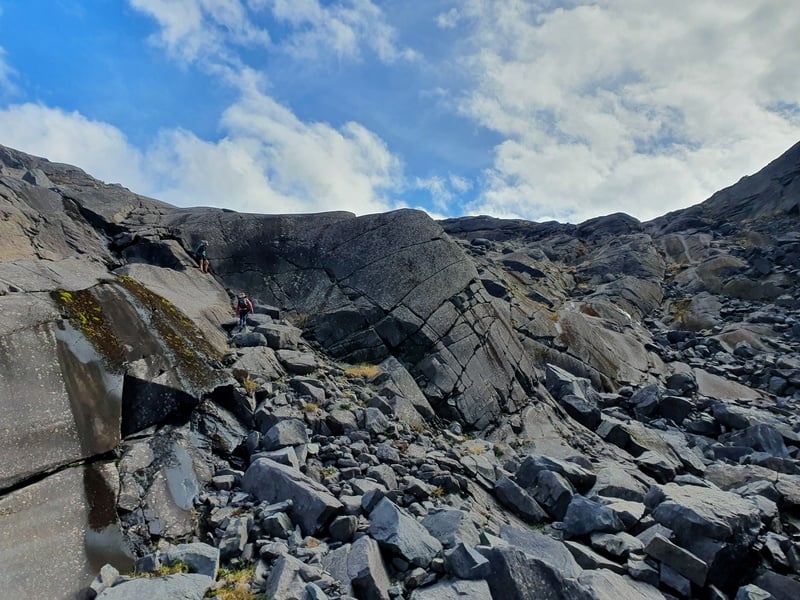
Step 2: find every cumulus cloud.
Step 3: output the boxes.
[415,174,473,213]
[0,103,148,189]
[455,0,800,222]
[0,100,401,216]
[218,83,401,213]
[128,0,414,67]
[266,0,418,63]
[436,8,460,30]
[128,0,270,64]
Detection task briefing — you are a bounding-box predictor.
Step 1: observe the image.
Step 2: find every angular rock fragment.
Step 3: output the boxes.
[242,458,343,535]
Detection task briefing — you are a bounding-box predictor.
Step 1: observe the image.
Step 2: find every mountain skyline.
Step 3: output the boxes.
[1,0,799,223]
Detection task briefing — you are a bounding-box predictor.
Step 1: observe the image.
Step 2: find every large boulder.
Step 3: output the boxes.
[242,458,343,535]
[368,497,443,567]
[645,483,763,588]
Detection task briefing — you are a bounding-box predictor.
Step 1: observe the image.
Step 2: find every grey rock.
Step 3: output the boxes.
[263,511,294,538]
[422,508,481,549]
[635,450,677,484]
[242,458,343,535]
[734,584,773,600]
[231,331,268,347]
[516,454,596,493]
[563,495,625,539]
[590,465,648,502]
[480,543,585,600]
[162,543,219,578]
[255,322,302,350]
[329,515,358,542]
[644,533,708,586]
[443,543,492,579]
[529,469,574,520]
[96,573,213,599]
[409,579,493,600]
[265,554,321,600]
[660,563,692,599]
[276,349,319,374]
[589,532,644,560]
[753,571,800,600]
[560,394,602,430]
[564,541,627,574]
[368,497,443,567]
[364,407,391,435]
[577,569,666,599]
[494,476,548,524]
[262,418,309,450]
[498,525,582,577]
[322,535,391,600]
[721,424,790,458]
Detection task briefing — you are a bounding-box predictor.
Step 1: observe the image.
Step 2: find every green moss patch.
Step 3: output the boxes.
[52,288,127,371]
[54,276,223,390]
[116,275,222,389]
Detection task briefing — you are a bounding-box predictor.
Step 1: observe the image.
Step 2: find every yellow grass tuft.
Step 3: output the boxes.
[343,364,380,380]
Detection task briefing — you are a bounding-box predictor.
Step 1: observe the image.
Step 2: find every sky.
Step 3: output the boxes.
[0,1,799,224]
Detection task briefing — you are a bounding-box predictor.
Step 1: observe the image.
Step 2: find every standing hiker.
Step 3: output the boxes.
[235,292,254,331]
[194,239,209,273]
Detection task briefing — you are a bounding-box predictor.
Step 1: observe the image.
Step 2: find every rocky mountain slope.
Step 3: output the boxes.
[0,140,799,600]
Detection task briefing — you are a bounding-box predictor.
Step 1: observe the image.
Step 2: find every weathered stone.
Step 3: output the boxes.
[261,418,309,450]
[368,498,443,567]
[528,469,574,520]
[516,454,596,493]
[563,495,625,539]
[329,515,358,543]
[276,349,318,374]
[645,483,762,588]
[421,508,481,549]
[564,541,627,574]
[753,571,800,600]
[95,573,213,599]
[322,535,391,600]
[163,543,220,578]
[644,533,708,586]
[494,476,548,524]
[721,424,790,458]
[265,554,321,600]
[242,458,343,535]
[590,532,644,560]
[443,543,492,580]
[255,322,302,350]
[577,569,666,599]
[409,579,493,600]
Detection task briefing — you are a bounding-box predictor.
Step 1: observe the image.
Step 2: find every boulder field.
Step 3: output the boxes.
[1,140,799,599]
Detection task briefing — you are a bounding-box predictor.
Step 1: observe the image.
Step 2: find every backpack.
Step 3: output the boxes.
[237,296,249,310]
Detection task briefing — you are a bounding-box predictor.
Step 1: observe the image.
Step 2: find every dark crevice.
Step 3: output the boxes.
[0,450,117,499]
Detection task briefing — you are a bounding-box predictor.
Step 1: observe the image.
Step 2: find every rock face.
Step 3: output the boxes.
[2,138,800,600]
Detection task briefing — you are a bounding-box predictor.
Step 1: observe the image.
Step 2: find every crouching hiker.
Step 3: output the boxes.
[235,292,254,331]
[194,239,210,273]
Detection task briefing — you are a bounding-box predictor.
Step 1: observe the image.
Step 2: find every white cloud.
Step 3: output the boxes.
[455,0,800,222]
[0,103,148,189]
[129,0,415,67]
[128,0,270,64]
[0,47,18,97]
[267,0,418,63]
[0,99,401,216]
[436,8,460,30]
[218,84,401,213]
[415,173,474,213]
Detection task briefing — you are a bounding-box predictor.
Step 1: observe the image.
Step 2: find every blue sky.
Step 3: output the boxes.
[1,0,799,223]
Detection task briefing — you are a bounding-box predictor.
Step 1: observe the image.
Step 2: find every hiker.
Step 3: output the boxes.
[235,292,254,331]
[194,239,209,273]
